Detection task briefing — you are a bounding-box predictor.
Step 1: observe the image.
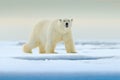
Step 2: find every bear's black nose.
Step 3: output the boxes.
[66,23,68,28]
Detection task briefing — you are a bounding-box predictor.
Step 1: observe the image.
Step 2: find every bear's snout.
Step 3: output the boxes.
[65,23,69,28]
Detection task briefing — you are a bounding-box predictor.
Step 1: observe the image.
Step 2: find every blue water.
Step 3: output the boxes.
[0,73,120,80]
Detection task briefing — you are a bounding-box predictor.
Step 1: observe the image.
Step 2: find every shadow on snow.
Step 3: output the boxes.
[12,55,114,61]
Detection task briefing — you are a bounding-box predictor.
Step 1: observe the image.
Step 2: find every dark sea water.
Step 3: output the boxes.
[0,73,120,80]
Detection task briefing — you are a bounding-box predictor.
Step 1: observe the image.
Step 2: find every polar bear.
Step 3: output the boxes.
[23,19,76,53]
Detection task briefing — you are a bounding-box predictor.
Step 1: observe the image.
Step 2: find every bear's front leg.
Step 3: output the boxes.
[63,33,76,53]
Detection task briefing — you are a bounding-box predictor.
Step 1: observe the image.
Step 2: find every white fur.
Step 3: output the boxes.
[23,19,76,53]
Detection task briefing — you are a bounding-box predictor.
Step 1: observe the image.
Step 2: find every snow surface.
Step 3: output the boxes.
[0,41,120,73]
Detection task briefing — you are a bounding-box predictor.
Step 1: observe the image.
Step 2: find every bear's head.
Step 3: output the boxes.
[59,18,73,33]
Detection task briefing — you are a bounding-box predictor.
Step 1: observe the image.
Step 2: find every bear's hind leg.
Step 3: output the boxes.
[23,44,32,53]
[23,41,38,53]
[45,42,56,53]
[39,44,46,53]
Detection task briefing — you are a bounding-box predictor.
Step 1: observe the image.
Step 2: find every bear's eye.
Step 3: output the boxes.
[63,20,66,22]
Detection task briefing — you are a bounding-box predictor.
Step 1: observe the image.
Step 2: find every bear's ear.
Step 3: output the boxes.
[59,19,62,22]
[71,19,73,22]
